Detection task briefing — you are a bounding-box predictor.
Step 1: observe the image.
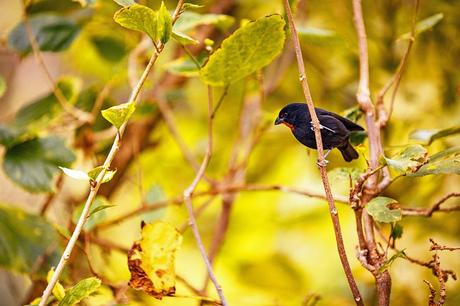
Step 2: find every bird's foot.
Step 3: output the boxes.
[317,159,329,167]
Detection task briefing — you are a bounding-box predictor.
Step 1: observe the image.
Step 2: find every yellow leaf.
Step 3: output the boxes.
[128,221,182,299]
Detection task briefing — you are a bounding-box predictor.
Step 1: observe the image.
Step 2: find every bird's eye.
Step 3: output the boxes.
[281,113,287,118]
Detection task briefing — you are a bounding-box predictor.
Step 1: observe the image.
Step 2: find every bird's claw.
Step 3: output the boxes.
[317,159,329,167]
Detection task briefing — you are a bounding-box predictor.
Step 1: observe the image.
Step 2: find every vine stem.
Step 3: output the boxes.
[282,1,364,304]
[183,86,228,305]
[38,1,186,304]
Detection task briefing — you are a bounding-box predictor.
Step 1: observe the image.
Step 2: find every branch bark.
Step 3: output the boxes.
[283,1,364,304]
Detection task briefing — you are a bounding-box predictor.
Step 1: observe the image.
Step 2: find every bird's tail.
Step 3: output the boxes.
[339,142,359,162]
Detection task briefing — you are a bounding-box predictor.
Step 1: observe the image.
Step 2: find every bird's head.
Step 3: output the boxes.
[274,103,306,130]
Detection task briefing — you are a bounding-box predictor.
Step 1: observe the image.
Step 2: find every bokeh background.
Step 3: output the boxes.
[0,0,459,305]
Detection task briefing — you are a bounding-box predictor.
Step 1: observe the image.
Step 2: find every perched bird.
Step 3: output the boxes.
[274,103,364,162]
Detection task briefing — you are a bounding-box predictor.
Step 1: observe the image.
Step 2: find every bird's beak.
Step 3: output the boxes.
[274,117,283,125]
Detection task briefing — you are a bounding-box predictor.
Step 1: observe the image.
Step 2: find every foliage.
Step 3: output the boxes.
[1,0,459,305]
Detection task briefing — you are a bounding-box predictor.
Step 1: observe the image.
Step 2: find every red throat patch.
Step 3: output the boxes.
[282,122,294,130]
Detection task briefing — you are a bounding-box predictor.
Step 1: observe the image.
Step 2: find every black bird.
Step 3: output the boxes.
[275,103,364,162]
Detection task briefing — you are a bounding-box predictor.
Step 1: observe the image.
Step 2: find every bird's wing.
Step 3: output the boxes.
[317,115,348,135]
[315,108,364,131]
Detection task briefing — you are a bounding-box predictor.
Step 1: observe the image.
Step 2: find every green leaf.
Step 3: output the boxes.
[128,222,182,298]
[114,4,158,42]
[410,126,460,145]
[58,277,101,306]
[409,147,460,177]
[173,11,235,33]
[101,101,135,129]
[390,223,404,241]
[384,145,428,173]
[171,31,199,45]
[72,197,113,231]
[163,53,207,77]
[59,167,89,181]
[200,15,285,86]
[0,204,60,275]
[399,13,444,40]
[157,2,172,44]
[47,268,66,301]
[3,137,75,192]
[0,74,6,98]
[90,36,127,62]
[113,0,135,6]
[0,124,24,148]
[87,166,117,183]
[8,14,80,55]
[366,197,401,223]
[14,77,82,131]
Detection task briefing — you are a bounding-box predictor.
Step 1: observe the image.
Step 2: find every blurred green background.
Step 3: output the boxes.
[0,0,459,305]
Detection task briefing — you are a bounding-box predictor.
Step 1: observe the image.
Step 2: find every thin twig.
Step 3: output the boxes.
[22,10,91,124]
[183,86,228,306]
[40,174,64,216]
[424,280,437,306]
[210,86,229,119]
[377,0,419,127]
[401,192,460,217]
[283,1,363,304]
[429,238,460,252]
[37,2,187,304]
[94,183,348,229]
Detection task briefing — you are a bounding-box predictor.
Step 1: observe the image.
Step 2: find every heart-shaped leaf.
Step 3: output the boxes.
[366,197,401,223]
[101,101,135,129]
[200,14,285,86]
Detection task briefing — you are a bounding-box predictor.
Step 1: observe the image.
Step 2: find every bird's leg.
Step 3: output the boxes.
[316,150,330,167]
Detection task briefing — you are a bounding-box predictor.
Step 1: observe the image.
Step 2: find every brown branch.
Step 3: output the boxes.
[424,280,437,306]
[96,183,348,229]
[283,1,363,304]
[374,228,457,282]
[351,1,393,305]
[37,2,187,304]
[377,0,420,127]
[401,193,460,217]
[40,173,64,216]
[429,238,460,252]
[183,86,228,306]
